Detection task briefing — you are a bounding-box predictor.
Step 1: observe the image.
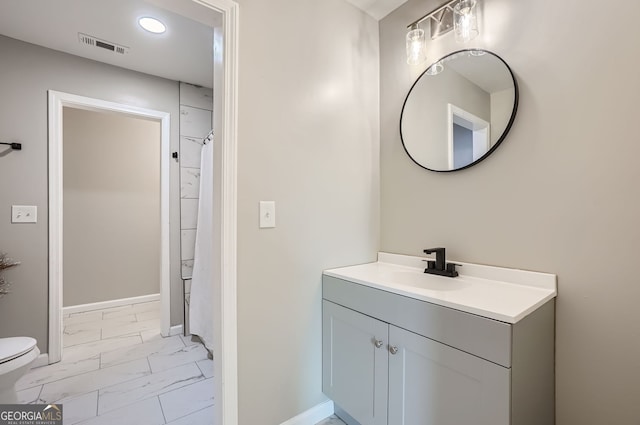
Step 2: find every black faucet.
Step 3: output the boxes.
[423,248,459,278]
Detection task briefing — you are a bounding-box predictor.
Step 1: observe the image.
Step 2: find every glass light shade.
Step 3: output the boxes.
[406,27,427,65]
[425,61,444,76]
[453,0,479,43]
[138,17,166,34]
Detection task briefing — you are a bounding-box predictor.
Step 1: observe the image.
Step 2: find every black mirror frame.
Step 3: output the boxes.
[399,49,519,173]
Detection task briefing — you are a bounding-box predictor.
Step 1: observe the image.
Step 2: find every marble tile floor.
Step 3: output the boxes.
[316,415,347,425]
[17,301,215,425]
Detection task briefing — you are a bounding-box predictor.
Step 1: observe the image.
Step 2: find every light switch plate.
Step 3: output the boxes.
[12,205,37,223]
[259,201,276,228]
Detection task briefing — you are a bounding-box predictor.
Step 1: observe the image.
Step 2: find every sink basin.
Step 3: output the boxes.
[323,253,558,323]
[380,269,470,291]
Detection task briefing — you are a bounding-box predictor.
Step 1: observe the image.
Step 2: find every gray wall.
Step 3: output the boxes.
[490,87,515,146]
[402,68,490,169]
[0,35,183,353]
[235,0,379,423]
[381,0,640,423]
[63,108,160,307]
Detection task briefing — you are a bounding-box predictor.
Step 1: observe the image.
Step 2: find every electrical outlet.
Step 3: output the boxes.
[259,201,275,228]
[12,205,37,223]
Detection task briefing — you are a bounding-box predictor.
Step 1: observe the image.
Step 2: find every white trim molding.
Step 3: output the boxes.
[47,91,172,364]
[216,2,239,425]
[190,1,240,425]
[446,103,491,169]
[169,325,184,336]
[62,294,160,316]
[280,401,335,425]
[31,354,50,369]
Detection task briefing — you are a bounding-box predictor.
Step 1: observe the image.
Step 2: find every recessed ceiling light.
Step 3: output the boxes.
[138,17,166,34]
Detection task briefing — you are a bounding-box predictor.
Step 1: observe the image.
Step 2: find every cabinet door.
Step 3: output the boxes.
[323,300,388,425]
[388,325,510,425]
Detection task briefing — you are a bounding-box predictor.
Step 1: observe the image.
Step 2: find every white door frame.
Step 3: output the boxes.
[447,103,490,169]
[47,91,172,363]
[202,2,239,424]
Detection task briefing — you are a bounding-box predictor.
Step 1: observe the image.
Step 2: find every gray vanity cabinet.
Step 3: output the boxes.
[323,300,509,425]
[322,300,388,425]
[322,274,555,425]
[387,325,510,425]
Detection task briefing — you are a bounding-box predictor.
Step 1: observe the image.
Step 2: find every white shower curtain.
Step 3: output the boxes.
[189,136,214,351]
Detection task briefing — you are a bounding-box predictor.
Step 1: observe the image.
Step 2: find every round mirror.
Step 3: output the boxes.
[400,49,518,172]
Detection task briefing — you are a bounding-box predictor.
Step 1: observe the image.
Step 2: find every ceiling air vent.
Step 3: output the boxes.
[78,33,129,55]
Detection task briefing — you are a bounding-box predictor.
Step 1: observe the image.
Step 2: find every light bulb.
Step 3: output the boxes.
[453,0,478,43]
[469,49,486,56]
[426,61,444,76]
[139,17,166,34]
[406,27,427,65]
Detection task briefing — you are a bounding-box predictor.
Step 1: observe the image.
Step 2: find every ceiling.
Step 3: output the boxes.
[0,0,407,87]
[344,0,408,20]
[0,0,219,88]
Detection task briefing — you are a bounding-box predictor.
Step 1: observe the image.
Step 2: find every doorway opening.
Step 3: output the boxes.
[156,2,240,423]
[45,0,239,416]
[48,91,172,363]
[447,103,490,169]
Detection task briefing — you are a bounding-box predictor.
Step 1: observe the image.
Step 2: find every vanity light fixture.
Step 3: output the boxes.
[138,17,166,34]
[406,25,427,65]
[453,0,479,43]
[406,0,480,64]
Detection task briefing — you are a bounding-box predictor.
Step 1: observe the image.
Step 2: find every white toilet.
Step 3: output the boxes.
[0,337,40,403]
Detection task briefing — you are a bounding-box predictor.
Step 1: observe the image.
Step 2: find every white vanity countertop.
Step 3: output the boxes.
[323,252,557,324]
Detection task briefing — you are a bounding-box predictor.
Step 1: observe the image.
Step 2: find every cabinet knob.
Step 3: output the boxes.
[374,339,384,349]
[389,346,399,355]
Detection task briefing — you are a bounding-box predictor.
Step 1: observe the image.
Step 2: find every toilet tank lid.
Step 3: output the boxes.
[0,337,37,363]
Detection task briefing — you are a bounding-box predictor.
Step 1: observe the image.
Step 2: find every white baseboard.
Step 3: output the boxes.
[280,400,334,425]
[32,353,50,368]
[169,325,184,336]
[63,294,160,315]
